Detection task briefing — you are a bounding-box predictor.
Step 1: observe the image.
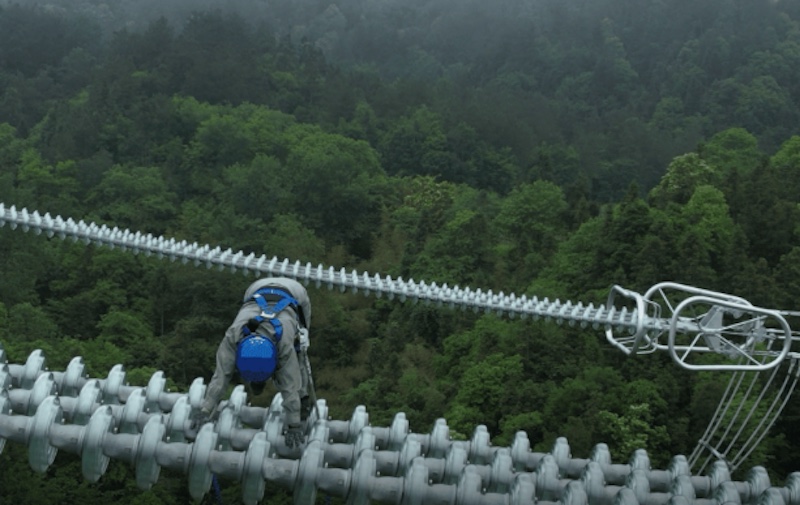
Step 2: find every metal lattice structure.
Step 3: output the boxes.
[1,203,800,487]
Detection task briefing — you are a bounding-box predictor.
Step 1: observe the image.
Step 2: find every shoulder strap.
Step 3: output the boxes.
[252,288,299,315]
[241,288,300,342]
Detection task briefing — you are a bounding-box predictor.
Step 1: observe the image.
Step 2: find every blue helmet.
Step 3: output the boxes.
[236,335,278,383]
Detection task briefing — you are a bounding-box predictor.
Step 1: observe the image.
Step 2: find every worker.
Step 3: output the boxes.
[192,277,314,448]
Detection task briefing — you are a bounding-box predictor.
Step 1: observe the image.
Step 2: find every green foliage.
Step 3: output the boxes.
[770,135,800,200]
[493,180,569,288]
[2,0,800,495]
[281,126,388,252]
[4,302,59,342]
[87,165,178,234]
[702,127,763,177]
[15,148,80,213]
[159,314,221,386]
[596,404,670,464]
[679,185,738,273]
[734,76,797,149]
[410,208,494,286]
[445,352,524,436]
[649,153,720,207]
[96,310,162,369]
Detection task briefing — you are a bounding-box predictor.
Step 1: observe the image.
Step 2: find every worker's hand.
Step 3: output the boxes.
[188,408,212,437]
[298,328,310,352]
[284,423,306,448]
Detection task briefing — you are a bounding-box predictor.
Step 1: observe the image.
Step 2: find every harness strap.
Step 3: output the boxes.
[241,288,300,343]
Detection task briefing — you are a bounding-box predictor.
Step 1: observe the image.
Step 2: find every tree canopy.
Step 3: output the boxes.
[2,1,800,502]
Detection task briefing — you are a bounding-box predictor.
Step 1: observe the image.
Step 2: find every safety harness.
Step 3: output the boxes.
[240,287,301,343]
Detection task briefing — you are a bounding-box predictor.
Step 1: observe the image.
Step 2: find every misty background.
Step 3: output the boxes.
[3,0,800,200]
[2,0,800,503]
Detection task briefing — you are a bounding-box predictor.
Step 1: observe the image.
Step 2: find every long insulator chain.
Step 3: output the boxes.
[4,357,800,505]
[2,203,798,372]
[0,203,644,330]
[4,350,800,505]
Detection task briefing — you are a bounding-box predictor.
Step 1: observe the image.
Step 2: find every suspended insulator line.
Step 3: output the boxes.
[2,389,800,505]
[1,350,208,417]
[0,352,697,491]
[3,353,800,498]
[690,356,800,473]
[0,204,640,331]
[2,203,798,372]
[2,381,800,505]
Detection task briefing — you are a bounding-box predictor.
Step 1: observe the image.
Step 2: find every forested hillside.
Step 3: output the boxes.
[1,0,800,503]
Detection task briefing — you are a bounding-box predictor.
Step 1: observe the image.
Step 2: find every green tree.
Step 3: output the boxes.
[445,352,525,436]
[217,155,289,224]
[15,148,80,213]
[662,40,709,111]
[87,165,178,234]
[493,180,568,287]
[770,135,800,200]
[596,403,670,465]
[0,4,101,78]
[282,126,387,254]
[649,153,720,207]
[183,111,256,194]
[379,106,455,179]
[540,366,627,455]
[0,123,25,198]
[734,148,800,265]
[650,96,687,135]
[160,315,224,387]
[4,302,59,343]
[735,76,797,150]
[95,310,163,369]
[0,234,59,308]
[678,185,739,278]
[701,127,763,177]
[170,11,265,105]
[529,213,608,301]
[410,208,494,287]
[592,18,642,109]
[44,247,150,340]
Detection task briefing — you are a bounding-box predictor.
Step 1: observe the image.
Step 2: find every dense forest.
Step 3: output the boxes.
[1,0,800,503]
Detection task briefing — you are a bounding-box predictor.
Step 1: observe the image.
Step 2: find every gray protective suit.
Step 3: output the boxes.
[201,277,312,426]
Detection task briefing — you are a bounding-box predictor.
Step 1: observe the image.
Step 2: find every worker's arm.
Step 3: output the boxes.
[201,329,237,414]
[272,317,304,426]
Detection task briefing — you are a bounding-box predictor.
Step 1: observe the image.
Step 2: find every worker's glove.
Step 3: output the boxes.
[188,408,212,437]
[298,328,310,352]
[284,423,306,448]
